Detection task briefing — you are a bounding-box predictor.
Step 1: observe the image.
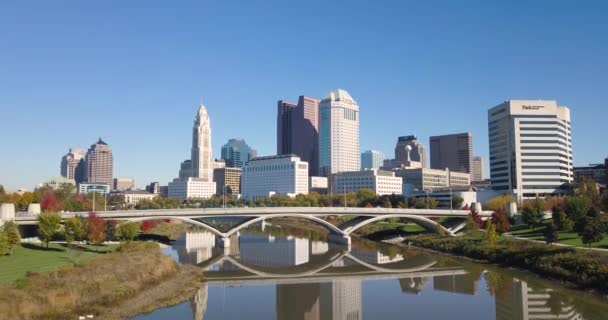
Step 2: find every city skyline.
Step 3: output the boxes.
[1,1,607,191]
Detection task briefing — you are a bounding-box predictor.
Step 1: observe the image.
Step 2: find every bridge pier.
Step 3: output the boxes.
[217,236,231,248]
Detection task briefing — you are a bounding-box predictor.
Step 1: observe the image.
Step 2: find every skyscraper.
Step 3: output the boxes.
[319,89,360,176]
[430,132,473,173]
[191,105,213,182]
[488,100,572,200]
[471,156,484,182]
[277,96,320,176]
[361,150,384,170]
[394,135,426,168]
[221,139,257,168]
[61,148,86,183]
[85,138,113,185]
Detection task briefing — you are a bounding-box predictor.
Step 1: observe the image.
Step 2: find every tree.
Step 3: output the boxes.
[579,216,605,247]
[522,198,545,227]
[2,221,20,255]
[0,231,8,256]
[451,195,464,209]
[356,189,376,207]
[38,212,61,248]
[427,198,439,209]
[116,223,139,242]
[0,184,5,195]
[492,210,511,234]
[414,198,427,209]
[464,216,481,236]
[543,222,559,245]
[469,211,484,228]
[552,209,574,231]
[40,192,60,212]
[484,195,514,212]
[575,177,600,205]
[483,220,499,245]
[435,224,446,237]
[565,196,592,225]
[87,212,106,247]
[64,217,84,247]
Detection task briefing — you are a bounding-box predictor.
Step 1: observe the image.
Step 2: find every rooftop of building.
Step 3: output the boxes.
[248,154,301,162]
[321,89,356,104]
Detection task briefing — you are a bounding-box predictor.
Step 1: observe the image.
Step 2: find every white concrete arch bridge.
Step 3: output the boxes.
[7,206,493,246]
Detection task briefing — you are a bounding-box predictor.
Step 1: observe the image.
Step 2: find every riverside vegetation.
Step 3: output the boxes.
[0,241,202,320]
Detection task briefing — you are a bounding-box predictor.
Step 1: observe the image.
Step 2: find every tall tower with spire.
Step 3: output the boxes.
[191,105,213,182]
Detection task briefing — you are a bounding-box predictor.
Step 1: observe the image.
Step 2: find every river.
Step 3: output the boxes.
[131,224,608,320]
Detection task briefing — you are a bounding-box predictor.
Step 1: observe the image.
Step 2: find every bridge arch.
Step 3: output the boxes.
[116,216,225,237]
[341,214,453,236]
[223,214,347,238]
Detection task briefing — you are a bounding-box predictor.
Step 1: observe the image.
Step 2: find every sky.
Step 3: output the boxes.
[1,0,607,191]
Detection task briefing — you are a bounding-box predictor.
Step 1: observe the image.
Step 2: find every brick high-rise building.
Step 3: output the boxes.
[85,138,113,186]
[213,167,242,195]
[277,96,320,176]
[430,132,473,174]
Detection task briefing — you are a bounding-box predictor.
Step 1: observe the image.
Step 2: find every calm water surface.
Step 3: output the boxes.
[132,225,608,320]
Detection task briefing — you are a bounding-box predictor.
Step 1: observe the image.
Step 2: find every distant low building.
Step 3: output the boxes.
[113,177,134,191]
[574,162,606,185]
[40,176,76,190]
[407,186,479,209]
[332,169,403,196]
[115,190,157,205]
[394,168,470,194]
[168,178,216,201]
[309,176,328,194]
[78,183,110,195]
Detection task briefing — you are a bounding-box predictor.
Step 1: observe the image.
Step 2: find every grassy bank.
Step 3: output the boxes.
[407,234,608,293]
[510,224,608,249]
[0,243,117,283]
[0,241,202,320]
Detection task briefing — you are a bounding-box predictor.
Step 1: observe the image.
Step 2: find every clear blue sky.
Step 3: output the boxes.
[1,1,607,191]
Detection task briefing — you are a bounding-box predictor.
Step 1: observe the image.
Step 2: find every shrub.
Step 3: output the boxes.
[483,220,499,245]
[492,210,511,234]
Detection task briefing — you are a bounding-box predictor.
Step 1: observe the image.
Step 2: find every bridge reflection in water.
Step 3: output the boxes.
[166,231,585,320]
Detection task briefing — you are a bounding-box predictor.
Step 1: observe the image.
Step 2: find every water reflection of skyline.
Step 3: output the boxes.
[167,231,589,320]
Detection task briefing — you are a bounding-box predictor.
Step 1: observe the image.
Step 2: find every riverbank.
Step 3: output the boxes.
[0,241,203,320]
[406,234,608,293]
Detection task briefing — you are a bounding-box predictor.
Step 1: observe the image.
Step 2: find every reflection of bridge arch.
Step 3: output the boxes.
[208,252,438,278]
[224,214,347,238]
[341,215,453,236]
[116,216,225,237]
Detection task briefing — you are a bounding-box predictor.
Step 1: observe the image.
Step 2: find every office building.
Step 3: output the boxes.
[277,95,320,176]
[146,182,160,194]
[112,178,134,191]
[319,89,360,176]
[213,167,242,195]
[61,148,86,183]
[430,132,473,174]
[168,177,216,201]
[241,155,309,200]
[395,168,470,193]
[488,100,572,200]
[85,138,113,185]
[221,139,257,168]
[178,160,193,180]
[471,156,484,182]
[395,135,426,168]
[407,186,479,208]
[332,169,403,196]
[361,150,384,170]
[191,105,213,182]
[78,183,110,195]
[573,162,606,186]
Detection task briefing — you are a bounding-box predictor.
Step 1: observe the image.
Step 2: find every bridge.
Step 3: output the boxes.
[1,205,493,245]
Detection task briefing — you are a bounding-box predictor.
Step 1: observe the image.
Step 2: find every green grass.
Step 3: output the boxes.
[0,243,117,283]
[510,224,608,249]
